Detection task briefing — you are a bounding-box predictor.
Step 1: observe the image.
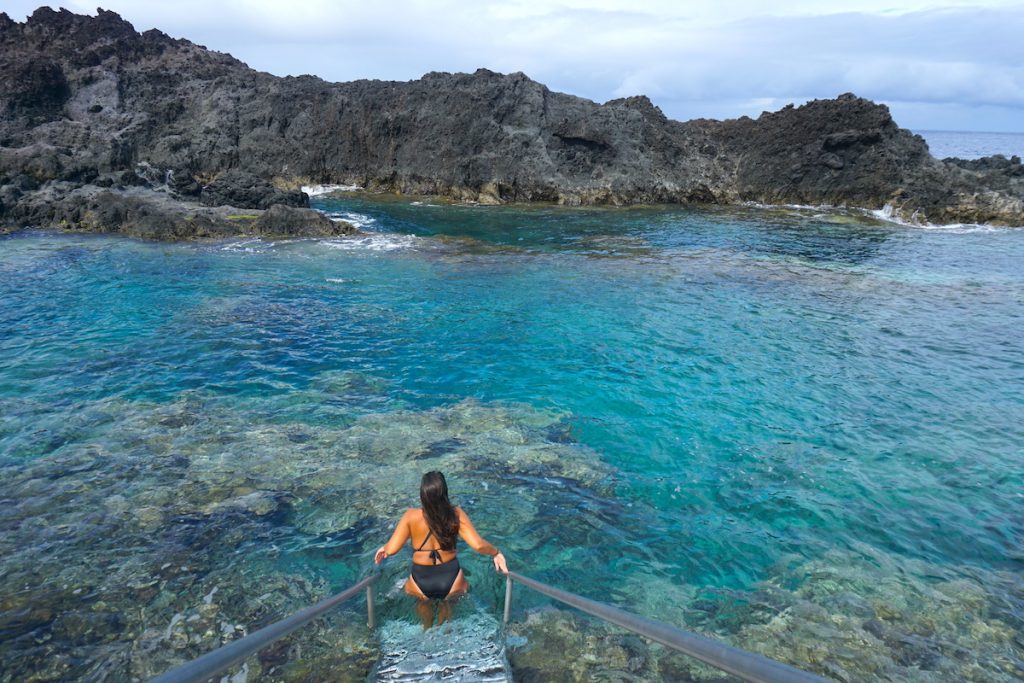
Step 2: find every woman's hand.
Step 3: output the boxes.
[374,547,388,565]
[493,550,508,574]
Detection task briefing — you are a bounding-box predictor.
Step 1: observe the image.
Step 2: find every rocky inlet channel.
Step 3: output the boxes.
[1,7,1023,241]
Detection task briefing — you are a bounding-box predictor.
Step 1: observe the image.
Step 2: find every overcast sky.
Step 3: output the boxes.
[7,1,1024,131]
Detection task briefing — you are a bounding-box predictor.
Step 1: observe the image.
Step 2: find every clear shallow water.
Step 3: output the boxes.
[1,199,1023,681]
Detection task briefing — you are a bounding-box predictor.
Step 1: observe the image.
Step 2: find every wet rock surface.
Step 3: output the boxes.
[251,203,356,238]
[0,183,354,240]
[1,8,1022,233]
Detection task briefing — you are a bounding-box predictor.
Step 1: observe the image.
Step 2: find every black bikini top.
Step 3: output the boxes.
[415,529,450,565]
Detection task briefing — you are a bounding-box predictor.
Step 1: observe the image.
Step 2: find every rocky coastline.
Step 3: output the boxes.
[1,7,1023,240]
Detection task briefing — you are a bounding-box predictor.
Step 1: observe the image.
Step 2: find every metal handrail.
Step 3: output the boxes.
[502,571,831,683]
[147,562,833,682]
[149,572,379,683]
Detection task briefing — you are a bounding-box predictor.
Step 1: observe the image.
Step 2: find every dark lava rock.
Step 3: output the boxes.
[0,184,356,240]
[168,168,202,197]
[200,170,308,209]
[0,8,1021,229]
[946,154,1024,175]
[3,58,70,120]
[250,203,354,238]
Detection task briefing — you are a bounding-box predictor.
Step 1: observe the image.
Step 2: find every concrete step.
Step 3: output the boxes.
[374,611,509,682]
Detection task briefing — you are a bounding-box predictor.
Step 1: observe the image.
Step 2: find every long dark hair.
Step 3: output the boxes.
[420,471,459,550]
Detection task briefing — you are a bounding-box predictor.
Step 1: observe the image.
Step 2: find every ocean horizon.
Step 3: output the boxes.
[916,129,1024,160]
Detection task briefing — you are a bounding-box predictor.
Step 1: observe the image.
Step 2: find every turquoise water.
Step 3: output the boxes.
[1,198,1023,681]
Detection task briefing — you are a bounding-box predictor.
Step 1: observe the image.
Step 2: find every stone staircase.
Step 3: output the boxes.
[373,610,510,682]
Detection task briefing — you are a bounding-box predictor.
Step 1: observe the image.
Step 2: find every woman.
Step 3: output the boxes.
[375,471,508,628]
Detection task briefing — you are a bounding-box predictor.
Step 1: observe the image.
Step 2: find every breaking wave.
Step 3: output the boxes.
[301,183,362,197]
[870,203,1022,232]
[325,211,378,230]
[321,233,420,252]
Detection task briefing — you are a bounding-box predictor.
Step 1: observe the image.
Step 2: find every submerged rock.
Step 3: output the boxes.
[0,391,619,681]
[506,607,709,682]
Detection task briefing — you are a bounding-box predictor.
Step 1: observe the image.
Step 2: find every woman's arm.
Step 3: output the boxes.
[456,507,508,574]
[374,509,412,564]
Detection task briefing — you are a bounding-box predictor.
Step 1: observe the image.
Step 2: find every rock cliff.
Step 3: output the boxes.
[1,7,1022,237]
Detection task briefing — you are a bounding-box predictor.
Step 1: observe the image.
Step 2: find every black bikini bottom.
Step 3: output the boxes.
[411,557,461,600]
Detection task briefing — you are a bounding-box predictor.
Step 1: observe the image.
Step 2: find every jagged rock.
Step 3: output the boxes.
[0,184,356,240]
[199,170,307,209]
[946,154,1023,174]
[251,203,356,238]
[0,8,1021,229]
[168,168,201,196]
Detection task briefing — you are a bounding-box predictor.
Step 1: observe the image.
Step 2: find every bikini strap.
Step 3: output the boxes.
[416,529,442,565]
[416,529,434,551]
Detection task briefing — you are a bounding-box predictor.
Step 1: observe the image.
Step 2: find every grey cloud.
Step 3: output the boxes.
[4,1,1023,130]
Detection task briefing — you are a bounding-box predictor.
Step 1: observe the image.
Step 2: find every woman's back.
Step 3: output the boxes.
[375,471,508,628]
[408,507,459,566]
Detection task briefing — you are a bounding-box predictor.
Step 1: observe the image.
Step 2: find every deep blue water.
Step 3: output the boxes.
[917,129,1024,159]
[1,197,1023,680]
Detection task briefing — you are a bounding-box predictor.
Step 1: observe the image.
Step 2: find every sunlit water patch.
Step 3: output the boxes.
[1,201,1023,681]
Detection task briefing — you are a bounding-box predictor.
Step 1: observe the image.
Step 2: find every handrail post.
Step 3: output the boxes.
[366,583,376,629]
[502,573,513,625]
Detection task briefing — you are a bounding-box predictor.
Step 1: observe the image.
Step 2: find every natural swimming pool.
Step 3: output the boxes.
[1,196,1022,681]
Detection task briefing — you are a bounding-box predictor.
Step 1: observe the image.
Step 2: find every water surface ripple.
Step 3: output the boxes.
[1,199,1022,681]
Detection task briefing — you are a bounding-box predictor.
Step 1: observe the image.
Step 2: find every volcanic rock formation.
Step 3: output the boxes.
[1,7,1022,238]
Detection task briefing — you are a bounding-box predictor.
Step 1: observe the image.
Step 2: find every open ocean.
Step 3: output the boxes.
[1,137,1023,680]
[917,129,1024,160]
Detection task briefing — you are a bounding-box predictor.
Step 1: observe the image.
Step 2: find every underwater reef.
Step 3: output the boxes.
[3,385,1020,680]
[0,387,614,681]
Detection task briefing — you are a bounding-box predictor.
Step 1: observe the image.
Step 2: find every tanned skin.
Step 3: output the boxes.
[376,507,507,628]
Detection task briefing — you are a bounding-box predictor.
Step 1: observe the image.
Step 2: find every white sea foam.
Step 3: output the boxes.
[743,200,840,212]
[321,233,419,252]
[325,277,348,284]
[870,203,1021,233]
[219,238,272,253]
[869,203,931,227]
[326,211,377,230]
[218,238,310,253]
[913,223,1006,234]
[745,200,1022,232]
[300,183,362,197]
